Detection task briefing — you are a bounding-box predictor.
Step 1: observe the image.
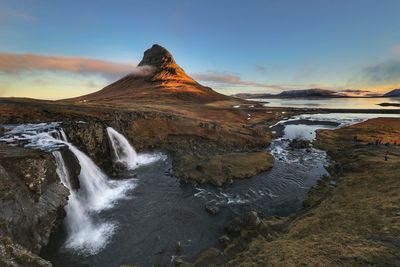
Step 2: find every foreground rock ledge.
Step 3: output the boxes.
[0,144,69,267]
[172,151,275,186]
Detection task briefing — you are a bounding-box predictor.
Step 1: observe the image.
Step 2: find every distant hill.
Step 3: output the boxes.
[277,89,337,98]
[384,89,400,97]
[67,44,230,103]
[233,89,340,99]
[232,93,274,99]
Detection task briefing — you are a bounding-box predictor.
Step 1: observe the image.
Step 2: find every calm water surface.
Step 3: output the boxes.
[250,97,400,109]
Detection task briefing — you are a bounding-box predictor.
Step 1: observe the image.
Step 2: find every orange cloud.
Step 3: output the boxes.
[0,53,153,80]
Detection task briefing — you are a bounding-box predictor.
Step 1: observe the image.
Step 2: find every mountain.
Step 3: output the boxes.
[277,89,336,98]
[69,44,229,103]
[384,89,400,97]
[232,93,274,99]
[233,89,339,99]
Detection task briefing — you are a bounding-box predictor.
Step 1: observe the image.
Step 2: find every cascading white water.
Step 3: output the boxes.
[106,127,166,169]
[0,123,166,254]
[0,124,134,255]
[53,151,114,253]
[52,130,134,254]
[106,127,138,169]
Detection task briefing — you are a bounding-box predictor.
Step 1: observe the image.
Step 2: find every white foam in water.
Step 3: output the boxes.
[65,143,134,212]
[106,127,166,169]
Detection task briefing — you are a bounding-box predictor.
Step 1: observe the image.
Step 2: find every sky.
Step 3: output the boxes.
[0,0,400,99]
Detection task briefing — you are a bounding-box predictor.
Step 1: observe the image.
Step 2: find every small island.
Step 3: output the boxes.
[378,102,400,107]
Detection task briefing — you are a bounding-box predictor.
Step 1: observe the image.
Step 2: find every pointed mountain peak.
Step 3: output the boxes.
[138,44,176,68]
[69,44,230,103]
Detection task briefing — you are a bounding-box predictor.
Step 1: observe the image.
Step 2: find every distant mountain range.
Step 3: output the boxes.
[233,88,400,99]
[384,89,400,97]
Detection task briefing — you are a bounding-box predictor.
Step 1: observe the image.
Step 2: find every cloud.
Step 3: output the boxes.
[0,8,36,24]
[337,89,372,97]
[350,60,400,86]
[0,53,154,80]
[254,64,267,72]
[191,72,286,90]
[392,45,400,55]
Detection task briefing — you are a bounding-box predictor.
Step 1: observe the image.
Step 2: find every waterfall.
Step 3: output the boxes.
[53,151,114,254]
[107,127,138,169]
[51,132,134,254]
[106,127,166,169]
[0,123,163,254]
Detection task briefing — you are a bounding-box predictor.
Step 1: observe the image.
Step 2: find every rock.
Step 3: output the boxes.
[218,235,230,247]
[242,211,261,230]
[205,204,220,215]
[0,126,5,136]
[59,146,81,190]
[0,144,69,255]
[112,161,127,177]
[289,139,311,149]
[172,256,184,266]
[224,211,262,235]
[0,237,51,267]
[224,217,243,235]
[62,121,112,170]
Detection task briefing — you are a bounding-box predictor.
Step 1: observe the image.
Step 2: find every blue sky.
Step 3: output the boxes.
[0,0,400,99]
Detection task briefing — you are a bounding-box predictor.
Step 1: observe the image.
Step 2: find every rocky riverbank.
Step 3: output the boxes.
[186,117,400,266]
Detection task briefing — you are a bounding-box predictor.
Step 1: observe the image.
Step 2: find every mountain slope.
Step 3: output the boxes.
[384,89,400,97]
[69,44,229,103]
[233,89,339,99]
[277,89,336,98]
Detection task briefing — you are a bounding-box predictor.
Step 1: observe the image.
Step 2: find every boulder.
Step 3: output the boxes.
[205,204,220,215]
[289,139,311,149]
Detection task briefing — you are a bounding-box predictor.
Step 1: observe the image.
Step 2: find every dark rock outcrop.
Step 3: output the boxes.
[288,139,311,149]
[62,121,112,170]
[205,204,220,215]
[0,144,68,257]
[0,237,51,267]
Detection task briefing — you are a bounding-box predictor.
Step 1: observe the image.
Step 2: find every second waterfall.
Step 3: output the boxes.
[106,127,165,169]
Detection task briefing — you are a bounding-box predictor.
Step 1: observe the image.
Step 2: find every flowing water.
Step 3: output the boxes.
[106,126,165,169]
[1,113,399,266]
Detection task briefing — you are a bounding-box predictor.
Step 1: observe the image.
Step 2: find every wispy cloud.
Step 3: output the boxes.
[254,64,267,72]
[0,53,153,80]
[191,71,286,90]
[191,71,344,92]
[350,60,400,87]
[0,8,36,24]
[391,45,400,55]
